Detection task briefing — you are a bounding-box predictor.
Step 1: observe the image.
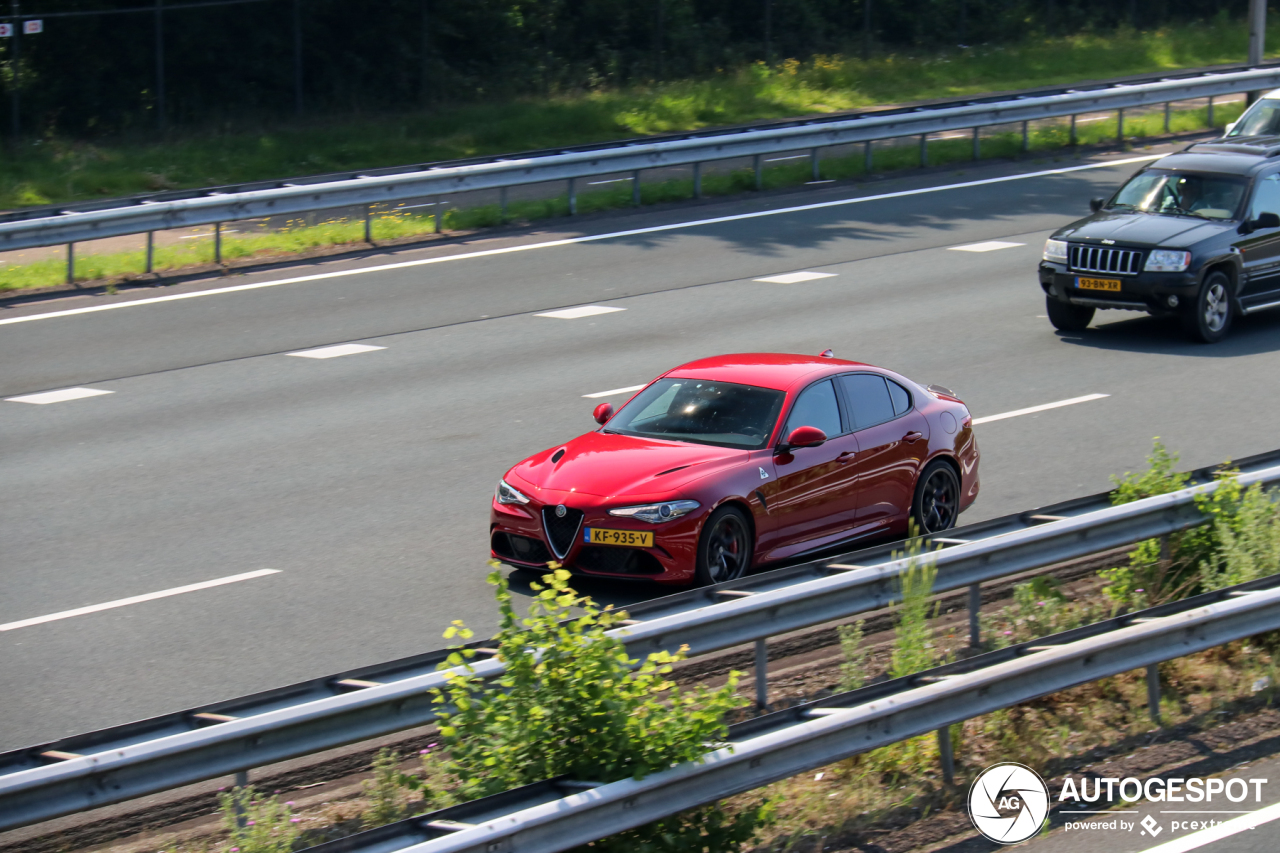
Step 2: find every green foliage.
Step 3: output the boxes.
[419,569,766,852]
[1110,439,1191,505]
[837,619,870,692]
[574,801,775,853]
[890,545,940,679]
[216,787,299,853]
[362,749,407,828]
[984,577,1105,648]
[1203,483,1280,592]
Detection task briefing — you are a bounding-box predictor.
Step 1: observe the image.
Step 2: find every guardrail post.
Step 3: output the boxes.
[1117,108,1125,142]
[692,162,701,199]
[434,196,442,233]
[1021,120,1029,152]
[972,126,980,160]
[1208,96,1216,127]
[632,170,642,205]
[1070,114,1078,146]
[937,726,956,785]
[363,204,372,244]
[754,638,768,709]
[233,769,249,827]
[968,583,981,648]
[753,155,762,190]
[214,222,222,265]
[1146,663,1162,724]
[568,178,577,215]
[145,231,155,274]
[864,140,873,173]
[810,147,820,181]
[66,243,75,286]
[919,133,928,167]
[1164,102,1172,133]
[500,186,508,221]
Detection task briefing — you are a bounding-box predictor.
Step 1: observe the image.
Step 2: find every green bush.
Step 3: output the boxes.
[216,787,299,853]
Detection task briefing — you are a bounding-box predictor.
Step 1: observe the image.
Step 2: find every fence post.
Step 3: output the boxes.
[972,126,980,160]
[233,769,249,827]
[755,638,768,709]
[1164,102,1172,133]
[363,204,372,244]
[968,584,981,648]
[1117,108,1125,142]
[864,140,873,173]
[632,171,642,205]
[810,147,821,181]
[568,177,577,214]
[693,162,701,199]
[214,222,222,265]
[753,155,763,190]
[500,186,508,221]
[1146,663,1162,724]
[1070,114,1078,146]
[434,196,442,233]
[1208,96,1216,127]
[1022,120,1029,152]
[66,243,74,286]
[145,231,154,274]
[937,726,956,785]
[920,133,928,167]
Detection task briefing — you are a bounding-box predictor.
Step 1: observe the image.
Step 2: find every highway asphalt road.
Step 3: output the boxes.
[5,145,1280,751]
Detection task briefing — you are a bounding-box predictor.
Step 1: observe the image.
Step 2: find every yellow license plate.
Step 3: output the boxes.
[584,528,654,548]
[1077,277,1122,292]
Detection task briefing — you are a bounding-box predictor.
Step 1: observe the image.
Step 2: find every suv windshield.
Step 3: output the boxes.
[1109,169,1246,220]
[1227,99,1280,137]
[605,378,786,449]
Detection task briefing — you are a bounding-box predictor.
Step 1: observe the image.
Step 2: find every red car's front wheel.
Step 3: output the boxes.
[912,460,960,534]
[695,505,753,586]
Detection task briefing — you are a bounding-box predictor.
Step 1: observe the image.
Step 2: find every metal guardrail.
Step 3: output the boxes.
[2,450,1280,830]
[0,65,1277,263]
[315,571,1280,853]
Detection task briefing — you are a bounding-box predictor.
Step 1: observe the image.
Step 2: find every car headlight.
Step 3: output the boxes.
[608,500,700,524]
[1144,249,1191,272]
[1043,239,1069,263]
[496,479,531,505]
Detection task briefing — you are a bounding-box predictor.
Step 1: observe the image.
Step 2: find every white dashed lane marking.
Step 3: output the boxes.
[948,241,1026,252]
[0,569,281,632]
[287,343,386,359]
[5,387,114,404]
[583,384,647,399]
[753,271,836,284]
[972,393,1109,425]
[536,306,625,319]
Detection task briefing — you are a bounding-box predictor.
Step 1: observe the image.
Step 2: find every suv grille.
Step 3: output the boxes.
[542,506,584,559]
[1070,244,1143,275]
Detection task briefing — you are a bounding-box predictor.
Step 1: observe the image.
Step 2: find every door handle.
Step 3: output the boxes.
[903,431,924,443]
[838,451,857,464]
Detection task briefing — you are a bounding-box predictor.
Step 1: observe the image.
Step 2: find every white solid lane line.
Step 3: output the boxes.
[5,387,114,404]
[753,271,836,284]
[972,393,1109,425]
[1136,800,1280,853]
[287,343,386,359]
[0,155,1162,328]
[583,383,647,399]
[536,305,625,319]
[0,569,282,632]
[948,240,1026,252]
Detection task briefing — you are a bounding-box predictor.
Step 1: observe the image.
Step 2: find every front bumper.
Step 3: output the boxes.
[1039,262,1200,314]
[489,490,703,584]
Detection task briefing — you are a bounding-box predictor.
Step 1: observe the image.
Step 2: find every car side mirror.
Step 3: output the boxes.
[1257,212,1280,230]
[1225,121,1238,136]
[593,402,614,425]
[779,425,826,452]
[1089,197,1105,213]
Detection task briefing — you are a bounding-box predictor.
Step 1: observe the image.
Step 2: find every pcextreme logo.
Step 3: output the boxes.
[968,763,1051,844]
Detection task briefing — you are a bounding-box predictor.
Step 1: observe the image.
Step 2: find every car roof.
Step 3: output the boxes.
[664,352,871,391]
[1160,139,1280,176]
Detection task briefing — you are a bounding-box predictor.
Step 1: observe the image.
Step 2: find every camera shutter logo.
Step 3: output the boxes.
[968,763,1050,844]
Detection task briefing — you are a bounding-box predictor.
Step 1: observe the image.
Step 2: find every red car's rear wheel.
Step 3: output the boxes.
[695,505,752,585]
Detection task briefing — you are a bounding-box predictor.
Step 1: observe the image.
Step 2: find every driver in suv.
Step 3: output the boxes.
[1039,139,1280,342]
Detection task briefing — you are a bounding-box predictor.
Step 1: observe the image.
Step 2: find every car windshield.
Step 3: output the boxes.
[1227,99,1280,137]
[1108,170,1246,220]
[605,378,786,449]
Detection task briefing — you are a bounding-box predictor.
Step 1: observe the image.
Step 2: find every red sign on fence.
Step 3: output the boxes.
[22,20,41,34]
[0,23,13,37]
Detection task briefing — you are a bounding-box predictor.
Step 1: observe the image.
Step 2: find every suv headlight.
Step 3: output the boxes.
[608,500,700,524]
[1144,250,1191,272]
[496,479,531,505]
[1043,239,1069,263]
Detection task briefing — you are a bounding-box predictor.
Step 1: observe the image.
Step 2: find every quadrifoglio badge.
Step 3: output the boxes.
[967,762,1270,844]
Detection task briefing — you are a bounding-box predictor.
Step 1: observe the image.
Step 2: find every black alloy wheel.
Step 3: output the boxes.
[1182,270,1233,343]
[1046,296,1095,332]
[695,505,753,586]
[912,461,960,535]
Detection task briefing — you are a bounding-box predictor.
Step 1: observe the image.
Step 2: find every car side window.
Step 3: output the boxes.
[839,374,897,430]
[785,379,842,438]
[886,379,912,416]
[1250,173,1280,221]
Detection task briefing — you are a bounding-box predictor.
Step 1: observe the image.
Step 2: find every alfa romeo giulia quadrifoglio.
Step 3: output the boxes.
[489,353,980,585]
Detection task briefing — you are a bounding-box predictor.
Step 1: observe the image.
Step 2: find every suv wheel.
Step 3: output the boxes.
[1182,270,1233,343]
[1046,296,1095,332]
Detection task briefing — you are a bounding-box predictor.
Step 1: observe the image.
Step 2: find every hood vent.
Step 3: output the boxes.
[551,448,566,463]
[655,464,691,477]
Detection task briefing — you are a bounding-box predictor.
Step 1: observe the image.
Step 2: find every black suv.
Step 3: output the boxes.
[1039,139,1280,342]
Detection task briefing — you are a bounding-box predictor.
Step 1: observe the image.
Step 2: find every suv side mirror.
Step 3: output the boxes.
[1257,212,1280,230]
[778,425,827,452]
[1225,121,1238,136]
[593,402,614,425]
[1089,197,1106,213]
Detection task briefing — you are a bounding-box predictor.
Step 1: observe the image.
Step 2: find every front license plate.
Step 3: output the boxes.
[1077,276,1122,292]
[584,527,654,548]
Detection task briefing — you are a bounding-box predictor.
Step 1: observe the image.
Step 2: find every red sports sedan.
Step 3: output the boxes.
[490,353,979,585]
